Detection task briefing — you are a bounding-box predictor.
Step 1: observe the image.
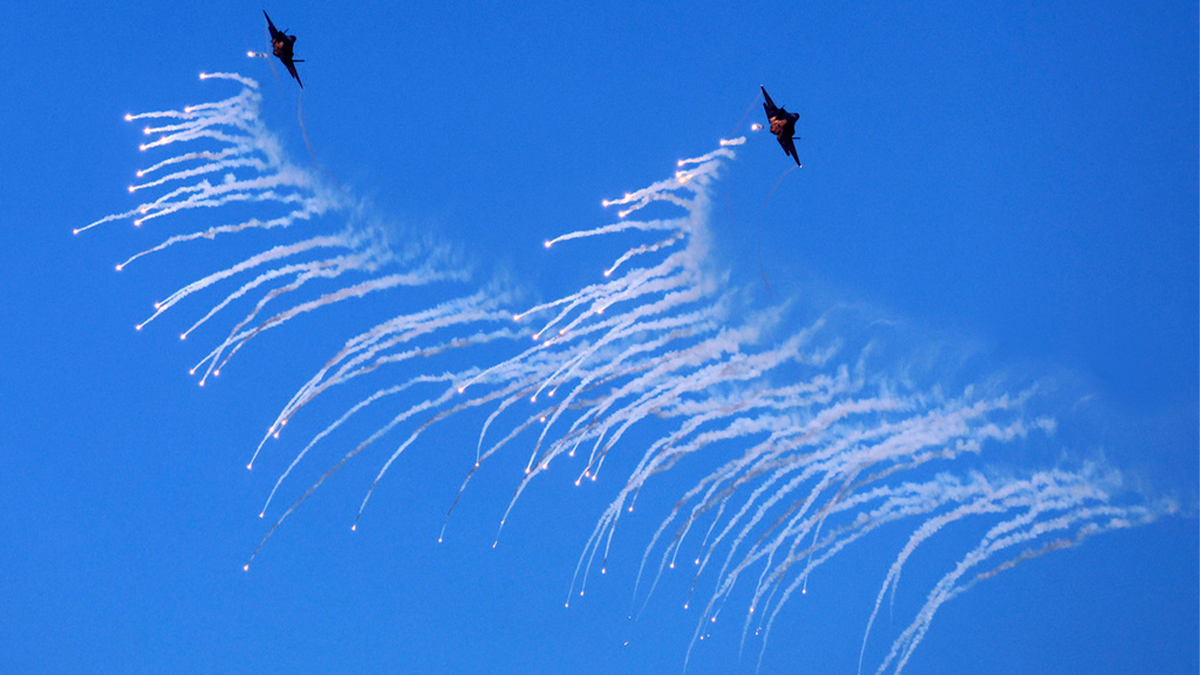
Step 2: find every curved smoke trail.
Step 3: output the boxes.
[82,73,1171,674]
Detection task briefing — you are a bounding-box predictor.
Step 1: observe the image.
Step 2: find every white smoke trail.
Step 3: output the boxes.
[81,73,468,390]
[85,73,1170,675]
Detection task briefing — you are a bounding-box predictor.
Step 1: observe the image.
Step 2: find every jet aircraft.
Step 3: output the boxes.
[263,10,303,88]
[761,85,800,166]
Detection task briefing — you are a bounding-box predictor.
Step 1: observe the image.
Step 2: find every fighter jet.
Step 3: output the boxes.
[760,85,800,166]
[263,10,303,88]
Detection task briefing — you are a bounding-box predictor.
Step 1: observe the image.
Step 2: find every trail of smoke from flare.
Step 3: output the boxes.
[88,82,1166,675]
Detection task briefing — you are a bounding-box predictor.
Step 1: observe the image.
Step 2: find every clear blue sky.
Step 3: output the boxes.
[1,2,1196,674]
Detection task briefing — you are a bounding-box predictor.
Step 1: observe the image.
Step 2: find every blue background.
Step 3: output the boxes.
[1,1,1195,673]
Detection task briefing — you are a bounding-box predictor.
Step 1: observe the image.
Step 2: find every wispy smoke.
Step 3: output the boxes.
[83,74,1171,674]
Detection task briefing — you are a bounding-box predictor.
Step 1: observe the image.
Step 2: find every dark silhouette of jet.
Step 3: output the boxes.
[263,10,303,88]
[761,85,799,166]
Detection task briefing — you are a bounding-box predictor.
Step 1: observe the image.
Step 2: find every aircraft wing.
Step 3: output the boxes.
[761,85,780,118]
[263,10,282,40]
[777,134,800,166]
[283,59,303,88]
